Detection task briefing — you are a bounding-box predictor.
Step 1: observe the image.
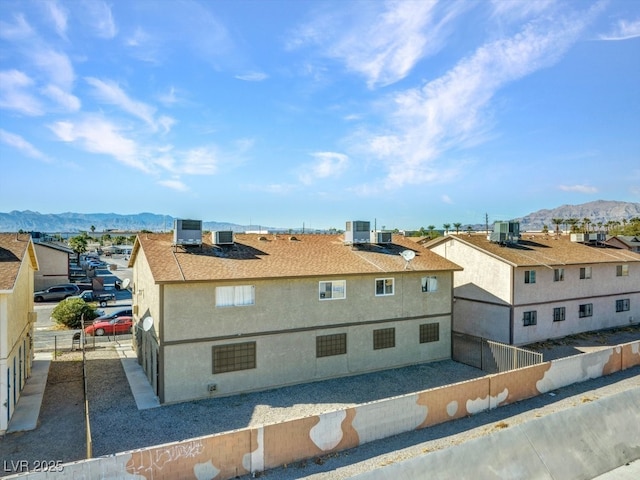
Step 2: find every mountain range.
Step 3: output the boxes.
[1,200,638,233]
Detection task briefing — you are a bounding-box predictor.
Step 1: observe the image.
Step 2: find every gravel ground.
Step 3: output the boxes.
[1,326,638,479]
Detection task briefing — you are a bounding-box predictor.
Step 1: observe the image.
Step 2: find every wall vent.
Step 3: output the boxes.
[173,219,202,246]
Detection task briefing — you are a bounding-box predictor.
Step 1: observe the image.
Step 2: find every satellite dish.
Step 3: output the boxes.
[400,250,416,261]
[121,278,131,290]
[142,316,153,332]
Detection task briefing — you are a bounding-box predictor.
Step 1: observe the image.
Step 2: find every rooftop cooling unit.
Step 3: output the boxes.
[489,221,520,244]
[571,233,606,243]
[212,230,234,245]
[344,220,371,244]
[371,231,392,244]
[173,219,202,246]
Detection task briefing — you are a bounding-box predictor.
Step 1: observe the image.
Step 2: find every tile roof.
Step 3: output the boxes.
[427,233,640,267]
[0,233,33,291]
[132,233,462,283]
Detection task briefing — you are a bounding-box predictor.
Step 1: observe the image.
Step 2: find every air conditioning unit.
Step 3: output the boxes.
[344,220,371,244]
[173,219,202,246]
[371,231,392,243]
[212,231,234,245]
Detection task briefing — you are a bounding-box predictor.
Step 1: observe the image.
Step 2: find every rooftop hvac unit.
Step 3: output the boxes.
[571,233,606,243]
[212,230,234,245]
[489,221,520,244]
[344,220,371,244]
[371,231,392,244]
[173,219,202,246]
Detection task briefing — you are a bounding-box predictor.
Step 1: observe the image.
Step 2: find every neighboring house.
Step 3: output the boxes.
[605,235,640,253]
[32,240,74,291]
[0,233,38,433]
[426,228,640,346]
[128,229,461,404]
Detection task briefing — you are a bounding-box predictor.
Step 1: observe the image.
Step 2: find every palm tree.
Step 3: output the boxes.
[427,225,436,238]
[453,222,462,234]
[566,218,579,233]
[443,223,450,235]
[551,218,564,235]
[582,217,591,233]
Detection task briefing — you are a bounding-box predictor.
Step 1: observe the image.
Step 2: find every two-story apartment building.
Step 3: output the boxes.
[426,229,640,346]
[0,233,38,433]
[32,240,74,291]
[128,229,461,404]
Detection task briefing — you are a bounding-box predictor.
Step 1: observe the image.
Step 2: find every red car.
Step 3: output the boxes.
[84,316,133,336]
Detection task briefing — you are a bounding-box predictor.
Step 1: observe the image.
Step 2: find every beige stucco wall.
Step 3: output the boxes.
[0,245,36,433]
[154,271,453,404]
[33,244,69,291]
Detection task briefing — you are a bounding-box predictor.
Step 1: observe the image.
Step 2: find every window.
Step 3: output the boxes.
[212,342,256,373]
[523,311,537,326]
[375,278,394,296]
[421,276,438,292]
[319,280,346,300]
[216,285,255,307]
[373,328,395,350]
[553,307,566,322]
[579,303,593,318]
[419,323,439,343]
[554,268,564,282]
[616,265,629,277]
[580,267,592,280]
[616,299,630,312]
[524,270,536,284]
[316,333,347,357]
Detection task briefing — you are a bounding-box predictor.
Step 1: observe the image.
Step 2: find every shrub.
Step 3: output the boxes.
[51,298,99,329]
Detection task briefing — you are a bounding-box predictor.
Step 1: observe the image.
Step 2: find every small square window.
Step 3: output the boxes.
[212,342,256,374]
[373,328,395,350]
[319,280,346,300]
[580,267,592,280]
[524,270,536,284]
[419,323,439,343]
[616,299,630,312]
[421,276,438,292]
[375,278,394,296]
[579,303,593,318]
[553,307,566,322]
[523,311,537,326]
[554,268,564,282]
[616,265,629,277]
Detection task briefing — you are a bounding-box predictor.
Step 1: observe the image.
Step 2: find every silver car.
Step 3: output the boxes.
[34,284,81,302]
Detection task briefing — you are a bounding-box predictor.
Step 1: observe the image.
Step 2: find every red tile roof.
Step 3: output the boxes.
[132,233,462,283]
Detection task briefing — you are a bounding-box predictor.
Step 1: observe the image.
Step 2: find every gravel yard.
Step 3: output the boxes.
[1,325,638,479]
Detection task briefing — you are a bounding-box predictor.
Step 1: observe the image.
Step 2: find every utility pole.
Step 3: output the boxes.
[485,213,489,234]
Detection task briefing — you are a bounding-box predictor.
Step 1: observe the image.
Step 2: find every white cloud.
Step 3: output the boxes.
[299,152,349,185]
[0,129,49,161]
[158,179,189,191]
[180,147,219,175]
[84,0,117,39]
[85,77,174,132]
[558,184,598,194]
[361,4,602,189]
[46,1,69,39]
[235,72,268,82]
[0,13,33,41]
[490,0,556,22]
[290,1,465,88]
[441,194,453,204]
[48,116,149,172]
[599,18,640,41]
[42,84,81,112]
[0,70,43,115]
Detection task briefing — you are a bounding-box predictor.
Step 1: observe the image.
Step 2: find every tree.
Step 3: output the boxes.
[582,217,591,233]
[51,298,99,329]
[427,225,436,238]
[443,223,450,235]
[453,222,462,234]
[68,233,89,254]
[466,225,474,235]
[90,225,96,234]
[551,218,564,235]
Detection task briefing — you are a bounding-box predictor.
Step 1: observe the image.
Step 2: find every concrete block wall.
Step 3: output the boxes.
[6,339,639,480]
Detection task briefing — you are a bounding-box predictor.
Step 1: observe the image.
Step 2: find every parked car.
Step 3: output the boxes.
[72,290,116,307]
[93,308,133,323]
[84,316,133,336]
[34,284,81,302]
[71,277,94,291]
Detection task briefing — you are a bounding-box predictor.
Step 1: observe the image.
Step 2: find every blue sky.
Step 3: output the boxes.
[1,0,639,231]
